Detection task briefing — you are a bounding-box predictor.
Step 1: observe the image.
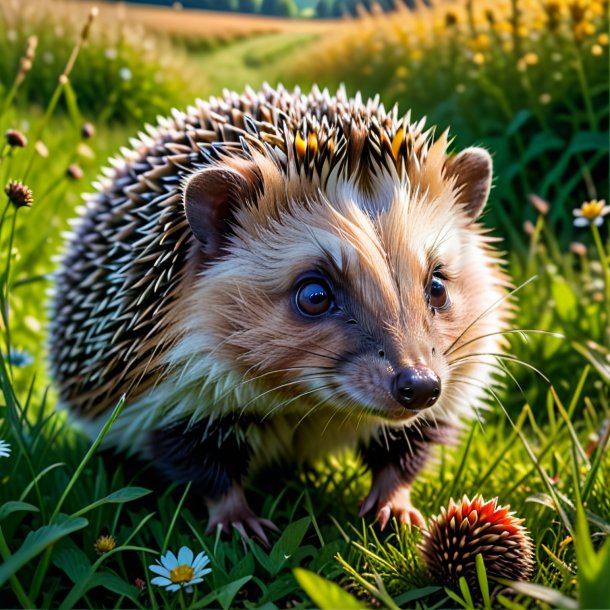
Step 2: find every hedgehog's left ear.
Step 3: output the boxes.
[183,163,259,258]
[445,147,492,222]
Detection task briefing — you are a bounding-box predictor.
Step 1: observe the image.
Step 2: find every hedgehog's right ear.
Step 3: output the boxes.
[445,147,492,222]
[183,165,258,257]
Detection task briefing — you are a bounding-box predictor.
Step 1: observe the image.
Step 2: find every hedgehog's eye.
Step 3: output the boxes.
[295,278,333,317]
[428,275,450,311]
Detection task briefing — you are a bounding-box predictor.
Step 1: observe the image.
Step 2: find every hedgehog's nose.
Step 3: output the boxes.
[392,366,441,410]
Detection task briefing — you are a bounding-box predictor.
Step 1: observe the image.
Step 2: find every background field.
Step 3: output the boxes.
[0,0,608,608]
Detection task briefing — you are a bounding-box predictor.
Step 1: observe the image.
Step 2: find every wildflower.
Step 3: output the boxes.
[523,52,539,65]
[134,577,146,590]
[419,495,534,589]
[473,52,485,65]
[5,129,27,148]
[105,48,118,60]
[4,180,33,208]
[67,164,84,180]
[592,44,603,56]
[149,547,211,593]
[529,193,550,215]
[599,33,609,45]
[570,241,588,256]
[94,534,117,555]
[35,140,49,158]
[81,122,96,139]
[444,11,458,26]
[394,65,408,78]
[119,67,133,81]
[6,349,34,367]
[539,93,552,105]
[523,220,535,236]
[573,199,610,227]
[0,440,11,458]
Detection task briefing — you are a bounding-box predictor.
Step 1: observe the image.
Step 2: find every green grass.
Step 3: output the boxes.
[0,1,609,608]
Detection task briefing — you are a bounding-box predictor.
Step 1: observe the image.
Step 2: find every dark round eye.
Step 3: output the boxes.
[429,275,450,310]
[295,279,333,317]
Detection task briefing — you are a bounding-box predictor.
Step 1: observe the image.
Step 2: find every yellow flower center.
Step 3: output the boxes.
[170,565,195,584]
[94,535,116,554]
[581,200,605,220]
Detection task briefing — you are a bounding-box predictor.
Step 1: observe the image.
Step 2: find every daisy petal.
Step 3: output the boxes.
[149,565,170,577]
[166,584,181,592]
[573,209,583,217]
[192,554,210,571]
[150,576,172,587]
[178,546,194,566]
[189,578,204,586]
[161,550,178,570]
[573,217,590,227]
[594,216,604,226]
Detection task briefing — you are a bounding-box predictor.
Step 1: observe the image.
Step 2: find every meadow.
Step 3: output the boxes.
[0,0,608,608]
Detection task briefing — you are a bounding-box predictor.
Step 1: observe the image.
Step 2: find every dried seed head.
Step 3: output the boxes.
[5,129,28,148]
[529,193,550,216]
[81,122,96,139]
[67,164,84,180]
[4,180,33,208]
[419,495,535,589]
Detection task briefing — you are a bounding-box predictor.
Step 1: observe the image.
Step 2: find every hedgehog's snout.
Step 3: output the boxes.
[391,365,441,411]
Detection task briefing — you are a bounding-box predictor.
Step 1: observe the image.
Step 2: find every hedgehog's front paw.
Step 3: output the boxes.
[359,465,426,531]
[205,485,279,547]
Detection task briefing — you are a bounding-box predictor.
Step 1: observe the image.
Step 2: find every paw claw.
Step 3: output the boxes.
[206,487,279,546]
[378,505,391,531]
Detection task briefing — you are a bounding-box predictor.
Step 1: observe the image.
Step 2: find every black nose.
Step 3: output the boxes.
[392,366,441,410]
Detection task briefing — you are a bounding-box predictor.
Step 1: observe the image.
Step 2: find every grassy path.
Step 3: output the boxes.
[187,31,319,97]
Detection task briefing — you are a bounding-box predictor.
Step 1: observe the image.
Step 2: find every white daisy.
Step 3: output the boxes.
[573,199,610,227]
[0,440,11,458]
[149,546,211,593]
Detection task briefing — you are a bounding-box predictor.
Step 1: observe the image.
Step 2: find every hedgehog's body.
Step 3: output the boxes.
[50,85,509,537]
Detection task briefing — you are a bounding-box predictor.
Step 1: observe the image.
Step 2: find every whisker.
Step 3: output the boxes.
[443,275,538,357]
[448,352,550,384]
[260,383,335,422]
[445,328,564,358]
[238,373,334,418]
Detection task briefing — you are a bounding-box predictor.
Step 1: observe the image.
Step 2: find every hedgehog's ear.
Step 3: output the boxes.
[183,165,257,257]
[445,147,492,222]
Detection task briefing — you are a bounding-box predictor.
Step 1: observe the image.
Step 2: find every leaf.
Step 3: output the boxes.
[268,517,310,575]
[0,501,39,522]
[293,568,366,609]
[393,586,441,605]
[494,578,578,609]
[192,576,253,610]
[73,486,152,517]
[89,571,140,603]
[0,516,88,587]
[505,109,532,136]
[52,545,91,584]
[571,340,610,385]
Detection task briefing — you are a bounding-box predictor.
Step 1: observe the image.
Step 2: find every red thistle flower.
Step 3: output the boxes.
[5,129,28,148]
[419,495,534,588]
[4,180,33,208]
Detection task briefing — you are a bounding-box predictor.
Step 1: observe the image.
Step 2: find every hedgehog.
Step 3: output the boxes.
[49,84,509,542]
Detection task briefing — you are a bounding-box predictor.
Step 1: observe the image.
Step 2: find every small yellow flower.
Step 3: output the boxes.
[394,65,408,78]
[592,44,603,56]
[473,52,485,65]
[598,33,609,45]
[539,93,552,105]
[409,48,423,61]
[94,534,117,555]
[524,52,539,65]
[573,199,610,227]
